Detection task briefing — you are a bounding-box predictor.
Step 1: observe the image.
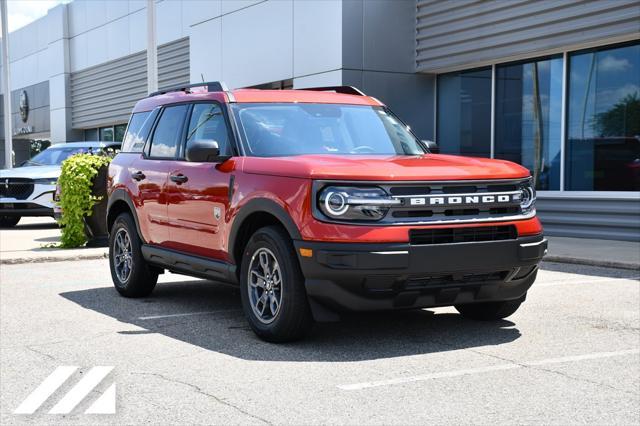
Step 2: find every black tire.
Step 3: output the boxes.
[455,297,524,321]
[240,226,313,342]
[109,212,158,298]
[0,216,20,228]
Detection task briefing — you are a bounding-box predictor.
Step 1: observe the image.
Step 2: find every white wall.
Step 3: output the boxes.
[189,0,342,88]
[5,0,344,91]
[1,5,51,93]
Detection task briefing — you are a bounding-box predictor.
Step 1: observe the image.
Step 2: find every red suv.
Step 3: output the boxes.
[107,83,546,342]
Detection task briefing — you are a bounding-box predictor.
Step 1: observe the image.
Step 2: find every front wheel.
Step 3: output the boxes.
[109,213,158,298]
[240,226,313,342]
[455,297,524,321]
[0,216,20,228]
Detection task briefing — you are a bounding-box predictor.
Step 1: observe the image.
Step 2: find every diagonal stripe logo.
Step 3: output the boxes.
[14,366,116,415]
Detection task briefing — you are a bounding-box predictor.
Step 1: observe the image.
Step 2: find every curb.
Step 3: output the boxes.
[544,255,640,271]
[1,251,108,265]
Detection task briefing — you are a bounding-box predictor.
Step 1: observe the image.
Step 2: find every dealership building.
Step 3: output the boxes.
[1,0,639,240]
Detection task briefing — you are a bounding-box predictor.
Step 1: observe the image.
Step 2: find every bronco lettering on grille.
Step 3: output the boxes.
[408,193,516,206]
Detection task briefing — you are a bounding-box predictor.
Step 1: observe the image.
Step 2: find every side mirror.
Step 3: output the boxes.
[185,139,224,163]
[422,140,439,154]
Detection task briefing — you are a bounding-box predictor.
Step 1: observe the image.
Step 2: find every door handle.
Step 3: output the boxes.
[170,174,188,184]
[131,171,146,181]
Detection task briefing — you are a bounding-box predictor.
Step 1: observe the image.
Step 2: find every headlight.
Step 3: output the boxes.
[33,178,57,186]
[317,186,400,222]
[518,179,536,213]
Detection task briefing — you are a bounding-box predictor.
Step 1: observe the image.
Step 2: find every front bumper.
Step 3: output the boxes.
[294,234,546,313]
[0,184,56,217]
[0,202,54,217]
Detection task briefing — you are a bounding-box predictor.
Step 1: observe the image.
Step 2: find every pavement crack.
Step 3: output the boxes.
[132,371,272,425]
[25,345,59,362]
[455,344,637,397]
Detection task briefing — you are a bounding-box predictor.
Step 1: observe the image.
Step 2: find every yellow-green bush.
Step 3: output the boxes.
[57,153,111,248]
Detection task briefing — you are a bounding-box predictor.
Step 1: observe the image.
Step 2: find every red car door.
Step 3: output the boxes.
[134,104,189,246]
[165,102,236,261]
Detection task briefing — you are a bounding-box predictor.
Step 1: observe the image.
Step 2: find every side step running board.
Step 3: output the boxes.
[141,245,238,284]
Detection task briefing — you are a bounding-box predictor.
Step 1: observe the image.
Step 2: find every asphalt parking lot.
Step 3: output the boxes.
[1,259,638,425]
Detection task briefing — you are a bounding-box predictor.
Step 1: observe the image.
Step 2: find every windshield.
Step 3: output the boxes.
[232,103,425,157]
[22,146,116,166]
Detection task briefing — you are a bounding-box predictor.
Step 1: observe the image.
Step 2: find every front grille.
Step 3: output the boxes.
[409,225,517,245]
[384,179,528,224]
[0,178,34,199]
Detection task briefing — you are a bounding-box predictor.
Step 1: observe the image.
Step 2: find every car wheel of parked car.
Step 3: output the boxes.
[109,212,158,298]
[0,216,20,228]
[455,298,524,321]
[240,226,313,342]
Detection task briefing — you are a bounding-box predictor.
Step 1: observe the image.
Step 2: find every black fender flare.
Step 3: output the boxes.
[107,188,145,243]
[228,198,302,262]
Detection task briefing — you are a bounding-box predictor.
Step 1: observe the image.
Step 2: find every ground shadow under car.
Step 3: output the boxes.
[60,279,521,362]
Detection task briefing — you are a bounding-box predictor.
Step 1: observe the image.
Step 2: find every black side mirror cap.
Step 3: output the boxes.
[185,139,227,163]
[422,140,439,154]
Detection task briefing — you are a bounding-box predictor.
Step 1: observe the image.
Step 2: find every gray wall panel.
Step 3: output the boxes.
[6,81,50,135]
[416,0,640,72]
[71,38,189,129]
[537,196,640,241]
[342,70,435,140]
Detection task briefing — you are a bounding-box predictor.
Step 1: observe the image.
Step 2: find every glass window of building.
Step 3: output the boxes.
[495,57,563,190]
[566,42,640,191]
[437,68,492,157]
[100,127,114,142]
[114,124,127,142]
[84,128,98,141]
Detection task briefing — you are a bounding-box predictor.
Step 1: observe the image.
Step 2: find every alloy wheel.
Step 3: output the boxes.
[248,247,283,324]
[113,228,133,283]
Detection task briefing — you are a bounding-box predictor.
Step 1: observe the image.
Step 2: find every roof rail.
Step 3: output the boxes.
[302,86,366,96]
[148,81,229,97]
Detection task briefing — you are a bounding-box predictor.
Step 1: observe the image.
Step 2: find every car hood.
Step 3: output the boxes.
[0,165,61,179]
[241,154,530,181]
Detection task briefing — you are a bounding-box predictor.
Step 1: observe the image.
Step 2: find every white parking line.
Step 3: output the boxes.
[14,366,78,414]
[536,277,640,287]
[337,349,640,391]
[138,309,238,320]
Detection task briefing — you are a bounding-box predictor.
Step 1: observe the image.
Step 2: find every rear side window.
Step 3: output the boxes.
[121,110,158,152]
[148,105,188,158]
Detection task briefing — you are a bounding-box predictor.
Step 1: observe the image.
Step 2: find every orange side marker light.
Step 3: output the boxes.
[299,248,313,258]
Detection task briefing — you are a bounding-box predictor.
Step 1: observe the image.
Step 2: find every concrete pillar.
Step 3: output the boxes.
[47,4,80,144]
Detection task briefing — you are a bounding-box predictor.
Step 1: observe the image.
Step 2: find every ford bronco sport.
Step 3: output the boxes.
[107,82,546,342]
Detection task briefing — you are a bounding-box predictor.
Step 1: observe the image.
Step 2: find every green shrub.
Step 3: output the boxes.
[57,153,111,248]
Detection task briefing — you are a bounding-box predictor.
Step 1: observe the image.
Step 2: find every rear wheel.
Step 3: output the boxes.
[455,297,524,321]
[0,216,20,228]
[240,226,313,342]
[109,213,158,297]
